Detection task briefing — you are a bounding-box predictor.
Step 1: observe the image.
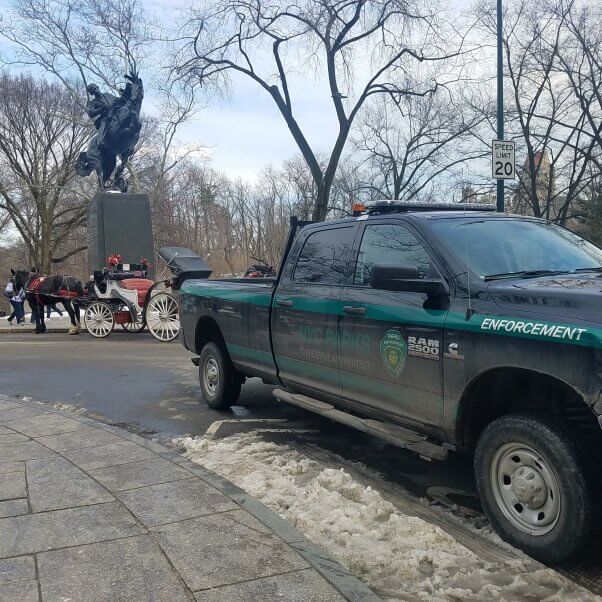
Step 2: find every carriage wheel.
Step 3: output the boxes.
[146,293,179,342]
[84,302,115,338]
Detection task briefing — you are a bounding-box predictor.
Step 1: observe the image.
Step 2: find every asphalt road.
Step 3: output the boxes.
[0,332,295,434]
[0,331,476,501]
[2,331,602,593]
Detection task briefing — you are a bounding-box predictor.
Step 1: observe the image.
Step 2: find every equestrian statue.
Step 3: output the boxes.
[76,72,144,192]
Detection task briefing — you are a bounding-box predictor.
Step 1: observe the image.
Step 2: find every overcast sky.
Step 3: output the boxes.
[177,68,340,181]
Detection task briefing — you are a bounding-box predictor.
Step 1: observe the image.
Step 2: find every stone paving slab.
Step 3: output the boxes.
[0,396,378,601]
[0,470,27,500]
[26,456,87,484]
[90,456,192,492]
[0,498,29,518]
[29,476,114,513]
[0,432,30,444]
[0,502,145,557]
[0,425,21,435]
[116,477,237,526]
[35,425,123,452]
[151,510,309,591]
[38,536,190,602]
[3,414,85,438]
[195,568,347,601]
[62,440,156,470]
[0,555,36,584]
[0,407,49,423]
[0,440,55,463]
[0,578,39,601]
[0,461,23,474]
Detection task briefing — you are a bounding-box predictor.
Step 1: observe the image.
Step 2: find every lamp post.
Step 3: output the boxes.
[496,0,505,212]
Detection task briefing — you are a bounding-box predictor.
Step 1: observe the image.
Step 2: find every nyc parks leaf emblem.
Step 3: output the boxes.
[380,329,408,378]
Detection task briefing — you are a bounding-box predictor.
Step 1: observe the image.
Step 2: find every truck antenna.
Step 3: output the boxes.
[464,203,475,321]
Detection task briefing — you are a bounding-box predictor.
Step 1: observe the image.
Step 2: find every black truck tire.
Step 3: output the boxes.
[474,412,593,564]
[198,342,242,410]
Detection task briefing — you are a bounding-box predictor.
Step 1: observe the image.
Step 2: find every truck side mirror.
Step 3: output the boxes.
[370,264,448,297]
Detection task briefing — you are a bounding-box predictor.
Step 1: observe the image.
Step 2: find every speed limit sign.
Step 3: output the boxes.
[492,140,516,180]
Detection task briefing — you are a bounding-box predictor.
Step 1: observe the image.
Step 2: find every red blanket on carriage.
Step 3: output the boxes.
[118,278,154,307]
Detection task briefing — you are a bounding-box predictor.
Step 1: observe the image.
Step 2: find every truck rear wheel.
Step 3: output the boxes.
[474,413,593,564]
[199,342,241,410]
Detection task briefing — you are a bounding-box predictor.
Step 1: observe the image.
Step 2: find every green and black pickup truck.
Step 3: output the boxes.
[180,201,602,563]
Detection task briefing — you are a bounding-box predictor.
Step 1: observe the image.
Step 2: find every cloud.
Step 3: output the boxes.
[182,75,338,180]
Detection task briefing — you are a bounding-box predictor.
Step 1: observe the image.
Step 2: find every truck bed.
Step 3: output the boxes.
[179,278,278,380]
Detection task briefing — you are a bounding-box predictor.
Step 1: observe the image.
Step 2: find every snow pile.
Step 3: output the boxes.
[176,432,598,601]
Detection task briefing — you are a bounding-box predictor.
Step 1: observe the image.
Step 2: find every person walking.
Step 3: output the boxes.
[4,278,25,325]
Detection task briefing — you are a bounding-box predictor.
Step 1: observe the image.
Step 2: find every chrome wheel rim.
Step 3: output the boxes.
[491,442,561,536]
[84,303,114,338]
[146,294,179,342]
[202,357,219,397]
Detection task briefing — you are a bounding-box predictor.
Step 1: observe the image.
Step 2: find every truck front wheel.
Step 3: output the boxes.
[474,413,593,564]
[199,342,242,410]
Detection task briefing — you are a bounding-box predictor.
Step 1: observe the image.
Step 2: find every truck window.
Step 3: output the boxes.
[353,224,430,286]
[431,218,602,278]
[293,227,355,285]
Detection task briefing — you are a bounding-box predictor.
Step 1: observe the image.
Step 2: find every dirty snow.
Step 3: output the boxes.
[176,431,599,602]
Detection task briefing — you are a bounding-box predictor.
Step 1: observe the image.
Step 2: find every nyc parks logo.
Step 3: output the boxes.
[380,330,408,378]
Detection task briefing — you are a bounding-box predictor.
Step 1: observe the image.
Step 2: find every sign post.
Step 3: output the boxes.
[496,0,505,211]
[492,139,516,182]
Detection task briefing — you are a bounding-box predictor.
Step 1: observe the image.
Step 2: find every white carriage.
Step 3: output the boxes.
[82,248,211,341]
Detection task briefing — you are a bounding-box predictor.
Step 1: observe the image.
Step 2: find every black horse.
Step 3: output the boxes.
[11,270,83,335]
[75,73,144,191]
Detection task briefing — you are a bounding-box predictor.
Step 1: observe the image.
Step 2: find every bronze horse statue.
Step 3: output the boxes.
[11,269,83,335]
[75,73,143,192]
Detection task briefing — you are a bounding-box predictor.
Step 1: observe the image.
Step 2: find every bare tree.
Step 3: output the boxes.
[0,73,93,272]
[353,87,488,201]
[173,0,471,220]
[553,0,602,170]
[577,175,602,247]
[0,0,155,102]
[476,0,597,222]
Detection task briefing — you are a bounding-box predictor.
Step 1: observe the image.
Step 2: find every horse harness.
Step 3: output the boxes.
[26,276,47,305]
[25,276,78,305]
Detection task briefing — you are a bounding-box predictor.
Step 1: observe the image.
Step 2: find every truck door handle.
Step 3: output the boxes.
[343,306,366,316]
[276,299,294,307]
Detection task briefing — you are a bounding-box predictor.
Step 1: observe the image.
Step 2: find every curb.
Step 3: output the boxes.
[3,396,380,602]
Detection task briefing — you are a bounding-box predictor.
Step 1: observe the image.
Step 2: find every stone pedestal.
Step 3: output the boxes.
[87,192,155,278]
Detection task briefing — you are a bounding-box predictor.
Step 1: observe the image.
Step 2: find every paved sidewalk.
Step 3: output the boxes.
[0,396,377,601]
[0,315,77,334]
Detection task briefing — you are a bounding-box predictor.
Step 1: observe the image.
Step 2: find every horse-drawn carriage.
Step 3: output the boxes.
[81,247,211,341]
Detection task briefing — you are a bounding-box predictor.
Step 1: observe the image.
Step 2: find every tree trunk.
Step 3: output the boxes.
[312,182,328,221]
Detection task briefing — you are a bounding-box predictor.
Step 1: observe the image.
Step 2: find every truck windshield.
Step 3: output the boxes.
[431,218,602,279]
